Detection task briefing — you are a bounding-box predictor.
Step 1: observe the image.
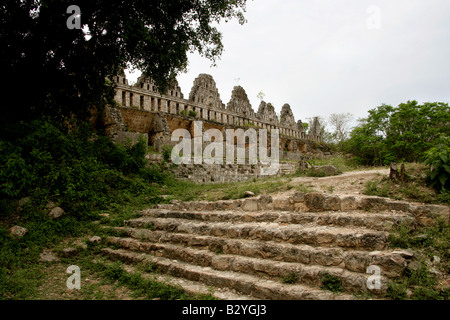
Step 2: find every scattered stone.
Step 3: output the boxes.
[309,165,338,177]
[392,249,414,259]
[406,261,421,274]
[49,206,65,219]
[243,191,255,198]
[39,249,60,263]
[9,225,28,238]
[433,256,441,264]
[89,236,102,244]
[46,201,57,210]
[61,247,78,258]
[413,234,429,243]
[15,197,31,212]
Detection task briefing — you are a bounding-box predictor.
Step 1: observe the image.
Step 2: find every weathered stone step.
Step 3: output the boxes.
[153,193,448,227]
[101,247,355,300]
[140,209,413,231]
[105,236,388,295]
[102,258,255,300]
[105,226,408,277]
[125,217,389,250]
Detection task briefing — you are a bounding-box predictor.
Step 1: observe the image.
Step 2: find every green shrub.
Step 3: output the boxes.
[281,273,298,284]
[424,135,450,192]
[320,273,344,292]
[162,145,173,162]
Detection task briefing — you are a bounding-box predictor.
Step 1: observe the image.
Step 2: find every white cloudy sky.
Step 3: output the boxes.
[126,0,450,127]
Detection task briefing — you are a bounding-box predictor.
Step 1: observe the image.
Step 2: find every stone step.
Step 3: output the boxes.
[151,194,448,227]
[101,247,355,300]
[104,226,408,277]
[105,236,389,295]
[140,209,413,231]
[105,258,255,300]
[125,217,389,250]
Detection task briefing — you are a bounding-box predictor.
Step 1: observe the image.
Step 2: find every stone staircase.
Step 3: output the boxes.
[98,192,449,300]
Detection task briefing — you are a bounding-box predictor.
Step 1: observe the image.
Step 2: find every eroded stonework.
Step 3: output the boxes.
[227,86,255,118]
[136,75,184,99]
[280,104,297,130]
[189,74,225,109]
[256,101,279,124]
[310,117,322,136]
[297,120,304,133]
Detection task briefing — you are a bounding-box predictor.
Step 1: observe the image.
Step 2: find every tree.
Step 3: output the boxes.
[257,91,265,101]
[0,0,247,123]
[328,113,353,143]
[346,101,450,165]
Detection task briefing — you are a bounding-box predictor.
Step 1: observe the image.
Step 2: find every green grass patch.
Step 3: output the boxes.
[386,218,450,300]
[281,272,299,284]
[363,163,448,205]
[320,273,345,293]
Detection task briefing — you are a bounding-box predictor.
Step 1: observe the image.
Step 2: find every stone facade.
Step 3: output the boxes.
[310,117,322,136]
[226,86,255,119]
[189,74,225,109]
[110,73,324,169]
[170,161,298,184]
[280,104,297,130]
[256,101,279,124]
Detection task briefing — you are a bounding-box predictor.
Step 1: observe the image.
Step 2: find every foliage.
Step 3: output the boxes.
[161,145,173,163]
[346,101,450,166]
[362,163,448,204]
[1,0,247,123]
[386,217,450,300]
[281,273,298,284]
[0,119,162,219]
[424,135,450,192]
[320,273,345,293]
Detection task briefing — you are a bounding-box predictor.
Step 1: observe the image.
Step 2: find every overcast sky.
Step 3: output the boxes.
[126,0,450,127]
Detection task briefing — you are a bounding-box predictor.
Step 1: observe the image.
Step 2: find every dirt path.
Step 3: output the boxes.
[275,168,389,198]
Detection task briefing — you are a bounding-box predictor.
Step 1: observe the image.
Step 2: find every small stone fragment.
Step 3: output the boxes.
[89,236,102,244]
[61,247,78,258]
[49,206,65,219]
[9,225,28,238]
[39,249,60,263]
[243,191,255,198]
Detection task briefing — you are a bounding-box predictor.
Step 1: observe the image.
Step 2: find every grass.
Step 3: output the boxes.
[320,273,345,293]
[281,272,299,284]
[386,218,450,300]
[163,175,290,202]
[308,155,368,173]
[362,162,449,205]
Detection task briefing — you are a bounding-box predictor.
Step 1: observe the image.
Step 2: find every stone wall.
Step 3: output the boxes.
[112,73,322,143]
[170,161,299,184]
[105,72,328,182]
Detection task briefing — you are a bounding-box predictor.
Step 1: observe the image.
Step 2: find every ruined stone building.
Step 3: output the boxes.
[102,72,323,182]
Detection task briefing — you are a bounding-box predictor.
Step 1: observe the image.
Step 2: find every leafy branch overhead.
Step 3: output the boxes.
[1,0,248,122]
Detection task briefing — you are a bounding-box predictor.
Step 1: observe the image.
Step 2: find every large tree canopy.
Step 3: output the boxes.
[0,0,247,122]
[346,101,450,165]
